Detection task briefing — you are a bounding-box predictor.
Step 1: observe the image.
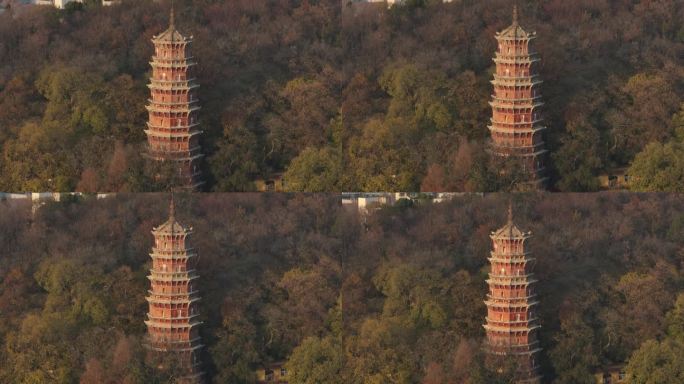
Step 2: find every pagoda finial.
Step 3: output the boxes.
[169,193,176,221]
[507,201,513,224]
[512,5,519,26]
[169,1,175,28]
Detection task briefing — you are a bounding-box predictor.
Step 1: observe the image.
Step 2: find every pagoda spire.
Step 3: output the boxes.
[512,5,518,26]
[169,2,175,28]
[169,193,176,221]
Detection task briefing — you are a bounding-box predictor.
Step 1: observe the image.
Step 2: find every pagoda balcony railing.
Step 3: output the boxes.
[147,313,201,322]
[488,272,535,279]
[493,73,540,80]
[491,94,543,103]
[145,130,203,140]
[145,338,204,351]
[489,251,534,258]
[488,258,535,266]
[148,289,200,297]
[490,147,548,158]
[150,246,197,254]
[486,278,538,287]
[490,117,544,126]
[145,319,202,329]
[147,121,201,129]
[491,77,543,87]
[150,58,198,67]
[148,80,199,90]
[147,148,204,161]
[484,299,540,309]
[485,342,542,356]
[484,319,541,333]
[483,322,541,333]
[148,99,200,107]
[148,269,199,281]
[147,336,203,345]
[148,268,198,276]
[488,125,547,136]
[146,153,205,164]
[486,293,538,302]
[489,100,544,110]
[489,140,546,150]
[152,54,196,61]
[150,77,198,84]
[149,145,202,154]
[485,316,539,325]
[150,250,198,258]
[146,104,201,113]
[489,250,533,257]
[493,56,540,65]
[494,51,540,58]
[146,296,201,305]
[485,298,539,307]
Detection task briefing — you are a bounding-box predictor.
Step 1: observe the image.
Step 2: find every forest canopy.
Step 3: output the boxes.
[0,193,683,383]
[0,0,683,191]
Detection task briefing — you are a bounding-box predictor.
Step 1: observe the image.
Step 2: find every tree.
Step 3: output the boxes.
[285,336,346,384]
[629,102,684,192]
[284,147,344,192]
[553,116,603,191]
[666,294,684,341]
[209,123,260,192]
[629,141,684,192]
[626,339,684,384]
[549,314,599,384]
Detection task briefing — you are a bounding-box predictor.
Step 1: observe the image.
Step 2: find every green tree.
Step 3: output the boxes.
[284,147,343,192]
[553,116,603,191]
[626,339,684,384]
[629,141,684,192]
[549,314,599,384]
[285,336,346,384]
[666,294,684,340]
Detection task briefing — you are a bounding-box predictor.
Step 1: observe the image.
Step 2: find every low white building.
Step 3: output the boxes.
[32,0,119,8]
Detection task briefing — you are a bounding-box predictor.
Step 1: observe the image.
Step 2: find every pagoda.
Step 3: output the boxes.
[145,8,204,190]
[489,6,548,188]
[483,204,542,383]
[145,197,204,383]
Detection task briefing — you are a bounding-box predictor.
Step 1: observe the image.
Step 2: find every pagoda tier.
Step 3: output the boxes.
[145,198,204,383]
[489,6,548,189]
[145,9,204,191]
[483,205,542,384]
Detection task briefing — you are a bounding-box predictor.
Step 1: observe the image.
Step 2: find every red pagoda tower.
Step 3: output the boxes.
[145,8,204,190]
[483,204,541,383]
[145,197,204,383]
[489,6,548,188]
